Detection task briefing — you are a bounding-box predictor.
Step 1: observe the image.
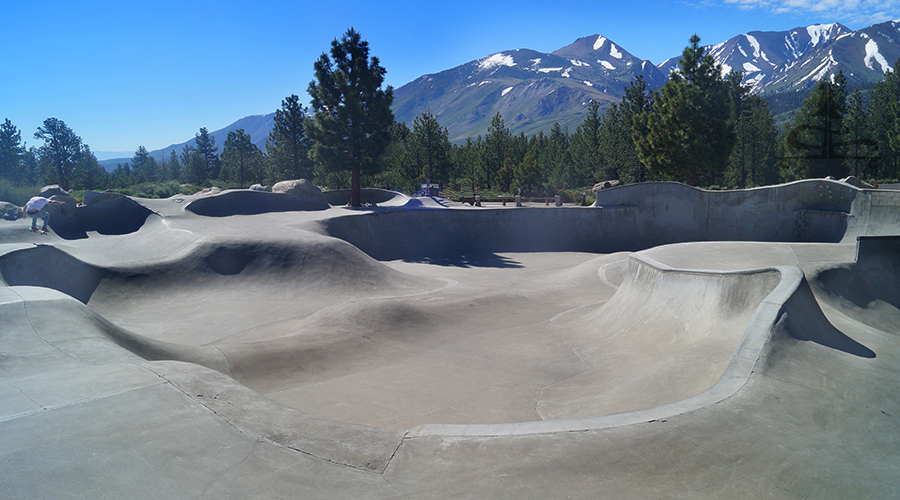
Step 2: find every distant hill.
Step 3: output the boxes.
[99,113,274,171]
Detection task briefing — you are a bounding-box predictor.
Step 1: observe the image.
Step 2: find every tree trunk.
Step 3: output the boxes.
[350,168,362,207]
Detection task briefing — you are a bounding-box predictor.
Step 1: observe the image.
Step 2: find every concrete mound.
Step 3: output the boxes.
[184,189,330,216]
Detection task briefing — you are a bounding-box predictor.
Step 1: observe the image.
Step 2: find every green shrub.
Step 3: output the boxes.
[0,180,42,206]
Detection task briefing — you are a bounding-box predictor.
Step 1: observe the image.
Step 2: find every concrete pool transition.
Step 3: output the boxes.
[1,179,898,498]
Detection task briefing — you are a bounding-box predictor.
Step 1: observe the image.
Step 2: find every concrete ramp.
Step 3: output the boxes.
[537,257,781,418]
[321,188,409,206]
[810,236,900,335]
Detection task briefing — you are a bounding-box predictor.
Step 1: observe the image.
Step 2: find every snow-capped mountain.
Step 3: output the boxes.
[660,21,899,93]
[392,35,667,142]
[394,21,899,142]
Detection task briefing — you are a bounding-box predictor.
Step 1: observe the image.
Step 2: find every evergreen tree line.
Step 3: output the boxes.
[2,34,899,204]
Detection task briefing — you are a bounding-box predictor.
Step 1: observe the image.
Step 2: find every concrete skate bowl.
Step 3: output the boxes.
[313,179,870,263]
[48,195,154,240]
[184,189,330,216]
[1,179,888,435]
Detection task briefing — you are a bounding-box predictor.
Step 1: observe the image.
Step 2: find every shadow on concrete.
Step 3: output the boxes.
[402,253,524,269]
[0,244,108,303]
[185,190,330,216]
[49,197,153,240]
[781,278,876,358]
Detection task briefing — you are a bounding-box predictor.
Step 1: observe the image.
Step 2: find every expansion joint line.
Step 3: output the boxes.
[8,288,80,362]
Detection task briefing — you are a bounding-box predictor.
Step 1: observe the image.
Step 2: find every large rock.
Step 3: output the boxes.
[249,184,268,192]
[272,179,323,199]
[39,185,69,198]
[592,179,620,192]
[1,201,23,221]
[48,195,78,220]
[840,176,875,189]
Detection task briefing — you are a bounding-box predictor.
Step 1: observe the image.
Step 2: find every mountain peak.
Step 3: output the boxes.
[551,34,635,63]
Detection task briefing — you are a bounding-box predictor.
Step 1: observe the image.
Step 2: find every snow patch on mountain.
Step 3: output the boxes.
[807,24,836,46]
[583,81,594,86]
[743,62,761,72]
[479,53,516,71]
[609,44,622,59]
[502,86,514,96]
[593,35,607,51]
[799,51,837,85]
[538,67,563,73]
[864,39,891,73]
[746,34,762,58]
[599,60,615,70]
[570,59,590,67]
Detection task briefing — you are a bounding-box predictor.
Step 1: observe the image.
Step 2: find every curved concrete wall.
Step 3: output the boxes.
[319,180,893,261]
[185,190,329,216]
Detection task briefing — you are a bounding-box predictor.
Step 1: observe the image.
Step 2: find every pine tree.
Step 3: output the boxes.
[180,144,206,185]
[194,127,220,180]
[266,94,311,183]
[868,59,900,179]
[33,117,85,191]
[0,119,24,183]
[841,90,878,179]
[633,35,735,186]
[222,129,264,188]
[306,28,394,207]
[132,146,151,184]
[408,111,453,186]
[482,113,511,191]
[781,71,849,180]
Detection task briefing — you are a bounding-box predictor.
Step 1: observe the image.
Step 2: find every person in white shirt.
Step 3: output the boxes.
[23,196,65,232]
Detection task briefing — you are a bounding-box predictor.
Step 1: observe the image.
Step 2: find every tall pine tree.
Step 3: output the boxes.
[633,35,735,186]
[306,28,394,207]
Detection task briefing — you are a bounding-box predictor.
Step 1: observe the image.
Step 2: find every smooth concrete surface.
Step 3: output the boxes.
[2,179,899,498]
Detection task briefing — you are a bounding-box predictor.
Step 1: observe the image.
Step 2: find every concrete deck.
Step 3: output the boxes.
[1,179,899,498]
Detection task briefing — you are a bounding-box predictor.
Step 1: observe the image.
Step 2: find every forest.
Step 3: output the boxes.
[2,35,899,207]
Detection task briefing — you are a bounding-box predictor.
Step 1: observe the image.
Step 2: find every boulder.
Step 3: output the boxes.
[592,179,621,192]
[48,195,78,220]
[39,184,69,198]
[272,179,323,198]
[249,184,268,192]
[197,187,222,196]
[1,201,23,221]
[840,176,875,189]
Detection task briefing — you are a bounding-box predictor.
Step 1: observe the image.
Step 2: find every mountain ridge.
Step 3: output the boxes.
[102,20,899,170]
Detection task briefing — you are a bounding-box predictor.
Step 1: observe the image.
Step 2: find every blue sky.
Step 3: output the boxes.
[3,0,897,156]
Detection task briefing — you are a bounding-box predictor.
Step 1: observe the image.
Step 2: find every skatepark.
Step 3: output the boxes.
[2,178,899,498]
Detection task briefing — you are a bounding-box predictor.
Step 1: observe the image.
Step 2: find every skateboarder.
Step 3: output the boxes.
[23,196,65,233]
